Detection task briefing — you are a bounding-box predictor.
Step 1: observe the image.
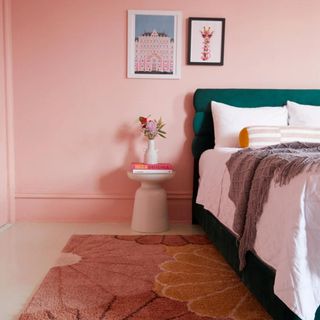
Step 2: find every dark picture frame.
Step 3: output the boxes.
[188,17,225,65]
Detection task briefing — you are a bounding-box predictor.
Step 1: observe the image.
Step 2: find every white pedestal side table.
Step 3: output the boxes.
[127,171,175,232]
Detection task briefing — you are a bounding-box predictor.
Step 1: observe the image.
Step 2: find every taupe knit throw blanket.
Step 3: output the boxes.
[226,141,320,270]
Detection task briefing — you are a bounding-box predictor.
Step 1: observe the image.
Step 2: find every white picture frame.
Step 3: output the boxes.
[127,10,182,79]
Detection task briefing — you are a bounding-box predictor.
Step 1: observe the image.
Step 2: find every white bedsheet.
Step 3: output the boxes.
[196,147,320,320]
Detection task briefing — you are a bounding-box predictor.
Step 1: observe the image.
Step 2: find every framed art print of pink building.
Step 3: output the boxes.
[127,10,182,79]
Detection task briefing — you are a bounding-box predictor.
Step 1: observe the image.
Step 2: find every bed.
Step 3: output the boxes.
[192,88,320,320]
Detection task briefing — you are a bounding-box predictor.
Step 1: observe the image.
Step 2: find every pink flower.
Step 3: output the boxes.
[146,120,157,133]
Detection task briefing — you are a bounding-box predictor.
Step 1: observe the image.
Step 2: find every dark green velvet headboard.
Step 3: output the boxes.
[192,88,320,159]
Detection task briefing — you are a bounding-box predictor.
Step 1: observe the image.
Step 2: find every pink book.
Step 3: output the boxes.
[130,162,174,170]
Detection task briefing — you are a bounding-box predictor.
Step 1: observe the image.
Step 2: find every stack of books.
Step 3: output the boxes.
[130,162,174,174]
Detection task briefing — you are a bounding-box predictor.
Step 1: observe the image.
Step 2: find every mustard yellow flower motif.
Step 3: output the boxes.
[154,244,272,319]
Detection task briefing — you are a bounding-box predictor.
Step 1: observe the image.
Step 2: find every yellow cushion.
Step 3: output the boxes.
[239,128,249,148]
[239,125,320,148]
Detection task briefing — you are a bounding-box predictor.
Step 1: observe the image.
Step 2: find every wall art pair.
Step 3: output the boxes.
[127,10,225,79]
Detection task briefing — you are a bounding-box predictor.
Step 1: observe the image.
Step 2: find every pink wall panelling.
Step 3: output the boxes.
[0,0,14,226]
[10,0,320,222]
[15,193,189,223]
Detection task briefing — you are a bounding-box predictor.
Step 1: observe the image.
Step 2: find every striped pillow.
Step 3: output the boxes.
[239,126,281,148]
[239,126,320,148]
[281,127,320,143]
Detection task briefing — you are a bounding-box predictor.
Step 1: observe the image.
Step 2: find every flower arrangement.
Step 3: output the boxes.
[138,116,166,140]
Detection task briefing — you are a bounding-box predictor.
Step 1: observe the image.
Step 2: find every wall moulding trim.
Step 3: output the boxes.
[15,192,192,200]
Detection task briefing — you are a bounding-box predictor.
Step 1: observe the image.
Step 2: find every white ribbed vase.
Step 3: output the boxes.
[144,139,158,164]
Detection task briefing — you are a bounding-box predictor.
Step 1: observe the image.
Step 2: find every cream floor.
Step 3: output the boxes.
[0,222,204,320]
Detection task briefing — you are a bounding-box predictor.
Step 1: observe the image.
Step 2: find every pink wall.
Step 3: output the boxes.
[10,0,320,222]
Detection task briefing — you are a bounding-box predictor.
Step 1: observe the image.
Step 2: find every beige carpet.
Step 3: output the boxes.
[19,235,271,319]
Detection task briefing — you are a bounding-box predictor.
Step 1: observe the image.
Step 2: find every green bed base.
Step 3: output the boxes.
[192,88,320,320]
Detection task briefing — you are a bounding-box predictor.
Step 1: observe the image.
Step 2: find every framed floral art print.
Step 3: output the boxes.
[127,10,182,79]
[188,17,225,65]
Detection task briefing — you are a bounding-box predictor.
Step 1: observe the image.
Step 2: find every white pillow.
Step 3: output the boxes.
[287,100,320,127]
[211,101,288,147]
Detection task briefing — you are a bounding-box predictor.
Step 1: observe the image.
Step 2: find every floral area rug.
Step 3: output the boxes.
[19,235,271,319]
